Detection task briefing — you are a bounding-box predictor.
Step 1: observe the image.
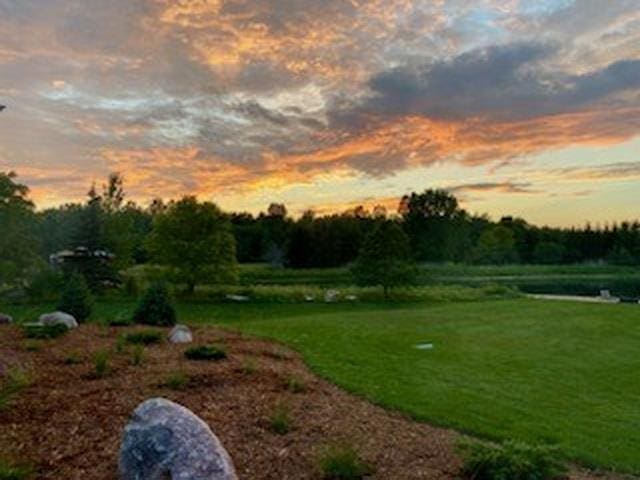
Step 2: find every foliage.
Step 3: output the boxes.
[533,241,566,265]
[22,323,68,339]
[184,345,227,361]
[63,352,83,365]
[473,225,520,264]
[351,220,417,297]
[269,403,292,435]
[458,439,566,480]
[132,283,176,326]
[164,371,189,390]
[286,375,307,393]
[123,330,163,345]
[56,271,93,322]
[24,267,64,302]
[0,368,30,410]
[147,196,238,293]
[0,172,41,290]
[131,345,144,366]
[107,312,133,327]
[0,459,32,480]
[92,350,110,378]
[319,444,373,480]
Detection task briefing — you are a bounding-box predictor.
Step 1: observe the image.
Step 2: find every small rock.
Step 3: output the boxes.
[345,294,358,301]
[225,294,249,302]
[38,311,78,329]
[119,397,237,480]
[168,325,193,344]
[324,289,339,303]
[0,313,12,325]
[304,295,315,302]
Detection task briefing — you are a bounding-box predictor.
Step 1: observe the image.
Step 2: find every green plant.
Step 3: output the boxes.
[63,352,82,365]
[319,443,373,480]
[164,371,189,390]
[22,323,67,339]
[286,375,307,393]
[242,357,257,374]
[56,270,93,322]
[22,340,41,352]
[132,283,176,327]
[92,350,110,378]
[123,330,163,345]
[184,345,227,361]
[0,459,32,480]
[269,403,292,435]
[457,439,566,480]
[131,345,144,366]
[0,368,30,410]
[108,312,133,327]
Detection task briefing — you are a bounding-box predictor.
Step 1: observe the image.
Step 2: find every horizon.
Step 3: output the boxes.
[1,1,639,227]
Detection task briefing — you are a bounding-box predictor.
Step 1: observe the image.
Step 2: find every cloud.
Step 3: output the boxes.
[447,181,541,194]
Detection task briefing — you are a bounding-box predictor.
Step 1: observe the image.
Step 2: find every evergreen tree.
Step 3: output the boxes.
[57,271,93,322]
[132,283,176,326]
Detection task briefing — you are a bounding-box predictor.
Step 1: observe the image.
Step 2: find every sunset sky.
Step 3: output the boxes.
[0,0,639,226]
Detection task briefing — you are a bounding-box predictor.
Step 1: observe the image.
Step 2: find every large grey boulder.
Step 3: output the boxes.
[119,398,237,480]
[0,313,12,325]
[168,325,193,344]
[38,311,78,329]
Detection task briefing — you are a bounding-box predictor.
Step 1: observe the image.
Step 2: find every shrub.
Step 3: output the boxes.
[319,443,373,480]
[269,403,292,435]
[131,345,144,366]
[286,375,307,393]
[132,283,176,327]
[56,271,93,322]
[458,439,566,480]
[164,371,189,390]
[92,350,110,378]
[0,368,30,410]
[22,323,67,339]
[123,330,163,346]
[108,312,133,327]
[63,352,82,365]
[242,357,257,374]
[184,345,227,361]
[0,459,32,480]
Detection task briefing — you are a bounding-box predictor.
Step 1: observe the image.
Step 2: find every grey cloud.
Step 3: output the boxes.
[448,181,540,195]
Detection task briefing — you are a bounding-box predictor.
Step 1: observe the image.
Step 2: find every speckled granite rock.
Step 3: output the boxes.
[119,398,237,480]
[38,311,78,329]
[168,325,193,344]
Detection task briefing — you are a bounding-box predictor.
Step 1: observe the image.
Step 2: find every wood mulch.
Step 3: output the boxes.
[0,324,630,479]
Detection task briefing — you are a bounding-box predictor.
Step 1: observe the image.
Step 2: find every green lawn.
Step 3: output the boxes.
[4,298,640,473]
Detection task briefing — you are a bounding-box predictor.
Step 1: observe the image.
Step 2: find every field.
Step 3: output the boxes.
[4,295,640,475]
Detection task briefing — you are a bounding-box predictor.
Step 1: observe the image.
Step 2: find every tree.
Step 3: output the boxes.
[351,220,416,298]
[533,241,565,264]
[148,196,238,293]
[57,270,93,322]
[473,225,519,264]
[0,172,41,288]
[132,283,176,326]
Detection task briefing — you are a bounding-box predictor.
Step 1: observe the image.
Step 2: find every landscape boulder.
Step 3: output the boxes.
[225,294,249,302]
[168,325,193,344]
[119,397,237,480]
[38,311,78,330]
[0,313,12,325]
[324,289,339,303]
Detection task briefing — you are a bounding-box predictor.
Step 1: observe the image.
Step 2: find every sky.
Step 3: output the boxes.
[0,0,639,226]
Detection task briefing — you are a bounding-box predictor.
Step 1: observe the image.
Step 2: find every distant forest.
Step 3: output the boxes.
[4,171,640,272]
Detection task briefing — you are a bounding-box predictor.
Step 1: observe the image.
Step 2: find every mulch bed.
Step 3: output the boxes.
[0,324,628,479]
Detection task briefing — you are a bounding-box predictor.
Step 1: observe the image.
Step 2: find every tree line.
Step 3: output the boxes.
[1,171,639,294]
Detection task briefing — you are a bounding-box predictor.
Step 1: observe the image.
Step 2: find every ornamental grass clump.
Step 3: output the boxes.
[319,443,373,480]
[184,345,227,361]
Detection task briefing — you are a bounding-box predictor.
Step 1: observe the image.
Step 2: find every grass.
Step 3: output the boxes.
[131,345,144,366]
[184,345,227,361]
[319,443,372,480]
[0,459,32,480]
[3,291,640,473]
[164,371,189,390]
[122,330,163,345]
[22,323,67,339]
[92,350,110,378]
[269,402,292,435]
[0,369,30,410]
[286,375,307,393]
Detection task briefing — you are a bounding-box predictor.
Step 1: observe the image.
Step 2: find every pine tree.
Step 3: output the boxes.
[57,271,93,322]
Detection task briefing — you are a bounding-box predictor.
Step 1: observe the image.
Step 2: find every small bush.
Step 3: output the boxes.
[56,271,93,322]
[92,350,110,378]
[164,371,189,390]
[0,459,32,480]
[0,369,30,410]
[131,345,144,366]
[184,345,227,361]
[123,330,163,346]
[319,443,373,480]
[22,323,67,339]
[132,283,176,327]
[63,352,82,365]
[269,403,292,435]
[458,439,566,480]
[286,375,307,393]
[242,357,257,374]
